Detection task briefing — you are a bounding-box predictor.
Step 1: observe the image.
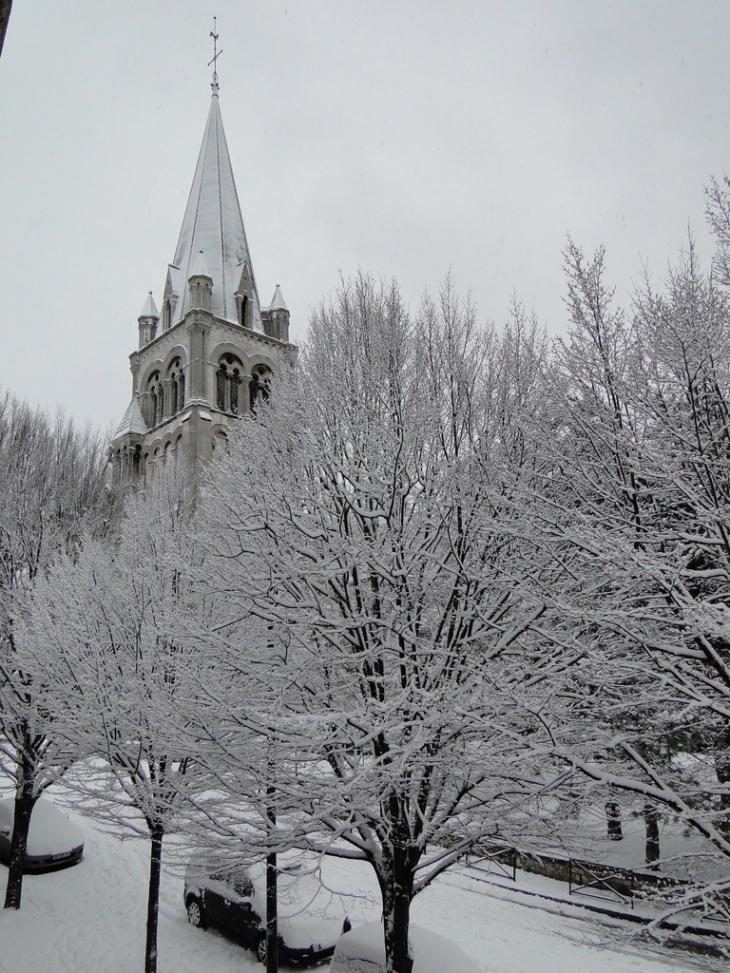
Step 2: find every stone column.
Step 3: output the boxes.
[130,351,141,395]
[187,317,211,403]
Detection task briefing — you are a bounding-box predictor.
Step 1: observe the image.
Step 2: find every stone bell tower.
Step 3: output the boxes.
[111,71,294,483]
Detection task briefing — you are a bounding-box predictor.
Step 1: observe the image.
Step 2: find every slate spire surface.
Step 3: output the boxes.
[166,83,261,329]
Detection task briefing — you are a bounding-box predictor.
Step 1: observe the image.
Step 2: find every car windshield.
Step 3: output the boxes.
[231,872,254,897]
[210,866,254,898]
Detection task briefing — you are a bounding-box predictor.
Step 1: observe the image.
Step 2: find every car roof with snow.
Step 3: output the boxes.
[329,921,481,973]
[0,797,83,856]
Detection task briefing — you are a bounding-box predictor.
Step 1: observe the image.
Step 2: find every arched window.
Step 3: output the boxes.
[230,370,240,414]
[236,263,253,328]
[167,358,183,417]
[146,370,162,427]
[216,354,244,414]
[216,366,226,410]
[249,364,273,413]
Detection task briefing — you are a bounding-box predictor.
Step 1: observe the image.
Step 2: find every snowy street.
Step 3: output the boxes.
[0,801,722,973]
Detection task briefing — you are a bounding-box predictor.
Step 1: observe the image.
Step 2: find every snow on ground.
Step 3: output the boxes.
[540,800,728,886]
[0,796,724,973]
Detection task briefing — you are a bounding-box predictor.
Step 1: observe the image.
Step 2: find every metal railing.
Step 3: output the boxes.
[568,860,635,909]
[465,846,517,883]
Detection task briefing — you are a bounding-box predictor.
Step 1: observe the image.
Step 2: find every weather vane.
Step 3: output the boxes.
[209,17,223,87]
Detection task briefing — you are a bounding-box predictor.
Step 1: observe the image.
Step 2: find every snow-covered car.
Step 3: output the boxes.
[328,922,481,973]
[0,797,84,873]
[184,857,351,965]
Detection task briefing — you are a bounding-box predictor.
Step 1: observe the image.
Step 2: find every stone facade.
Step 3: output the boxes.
[111,82,294,483]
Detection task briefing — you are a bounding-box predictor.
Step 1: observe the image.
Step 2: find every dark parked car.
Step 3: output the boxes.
[184,857,350,965]
[0,797,84,873]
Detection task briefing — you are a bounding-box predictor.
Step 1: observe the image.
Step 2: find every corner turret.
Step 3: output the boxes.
[188,250,213,312]
[262,284,290,342]
[138,291,159,348]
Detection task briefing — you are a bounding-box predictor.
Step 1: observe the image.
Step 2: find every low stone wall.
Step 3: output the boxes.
[471,841,684,898]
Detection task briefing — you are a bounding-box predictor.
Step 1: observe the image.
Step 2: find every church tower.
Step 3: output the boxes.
[111,73,293,483]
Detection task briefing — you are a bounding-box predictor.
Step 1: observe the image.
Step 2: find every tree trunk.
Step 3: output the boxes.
[644,804,660,867]
[3,778,36,910]
[144,822,164,973]
[715,732,730,834]
[381,841,415,973]
[605,800,622,840]
[266,784,278,973]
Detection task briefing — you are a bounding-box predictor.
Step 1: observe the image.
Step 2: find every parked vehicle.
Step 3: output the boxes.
[0,797,84,873]
[184,856,351,965]
[328,921,481,973]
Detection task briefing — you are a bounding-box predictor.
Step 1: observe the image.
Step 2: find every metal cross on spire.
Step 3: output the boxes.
[209,17,223,90]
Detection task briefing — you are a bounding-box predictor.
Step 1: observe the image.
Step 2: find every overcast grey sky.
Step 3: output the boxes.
[1,1,729,431]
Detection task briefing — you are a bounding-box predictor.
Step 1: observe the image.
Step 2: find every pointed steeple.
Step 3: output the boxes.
[165,87,262,330]
[190,249,212,280]
[188,249,213,312]
[138,291,159,347]
[139,291,159,319]
[265,283,290,343]
[269,284,288,312]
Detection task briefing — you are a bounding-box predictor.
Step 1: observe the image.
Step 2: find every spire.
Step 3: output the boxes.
[139,291,159,319]
[138,290,159,347]
[269,284,288,312]
[188,249,213,312]
[165,87,261,329]
[190,249,212,281]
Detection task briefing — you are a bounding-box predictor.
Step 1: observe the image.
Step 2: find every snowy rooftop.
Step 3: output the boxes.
[113,398,148,439]
[138,291,159,320]
[268,283,288,312]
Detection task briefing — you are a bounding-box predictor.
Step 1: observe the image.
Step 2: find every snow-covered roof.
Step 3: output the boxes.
[268,284,288,312]
[189,249,212,280]
[138,291,159,320]
[112,398,148,440]
[168,88,262,329]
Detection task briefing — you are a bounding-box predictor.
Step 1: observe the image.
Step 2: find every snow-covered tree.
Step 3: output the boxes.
[28,476,207,973]
[539,238,730,922]
[203,275,561,973]
[0,393,113,909]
